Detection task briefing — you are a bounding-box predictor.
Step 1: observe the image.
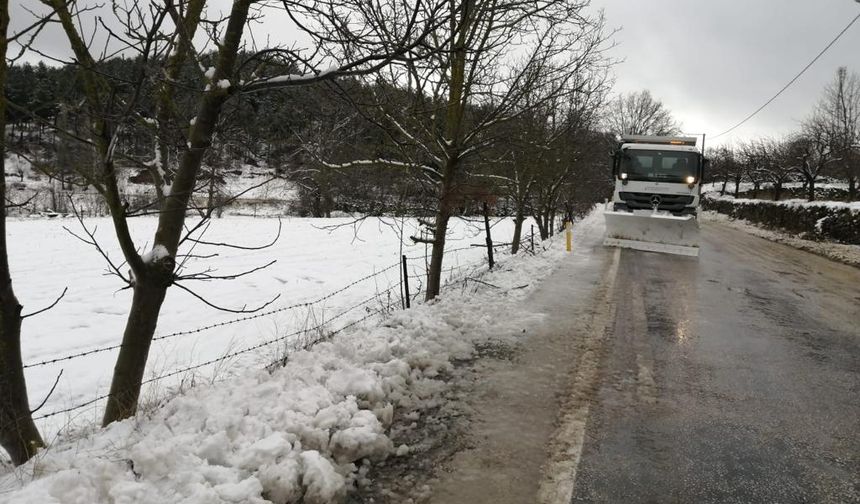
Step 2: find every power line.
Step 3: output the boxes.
[712,11,860,140]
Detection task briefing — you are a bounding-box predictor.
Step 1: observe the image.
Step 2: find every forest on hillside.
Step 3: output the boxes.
[4,54,614,227]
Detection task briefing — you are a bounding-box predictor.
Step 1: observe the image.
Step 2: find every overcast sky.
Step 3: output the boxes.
[588,0,860,147]
[10,0,860,148]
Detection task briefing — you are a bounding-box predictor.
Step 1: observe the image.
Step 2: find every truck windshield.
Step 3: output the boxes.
[620,149,700,182]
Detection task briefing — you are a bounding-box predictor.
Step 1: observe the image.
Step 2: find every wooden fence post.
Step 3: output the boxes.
[530,225,535,253]
[402,255,411,309]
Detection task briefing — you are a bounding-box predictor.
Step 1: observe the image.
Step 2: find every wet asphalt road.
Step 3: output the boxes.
[570,222,860,503]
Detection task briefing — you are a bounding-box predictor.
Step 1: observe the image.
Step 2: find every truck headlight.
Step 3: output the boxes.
[685,176,696,184]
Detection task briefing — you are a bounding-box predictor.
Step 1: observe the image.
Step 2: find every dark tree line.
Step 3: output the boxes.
[5,48,615,220]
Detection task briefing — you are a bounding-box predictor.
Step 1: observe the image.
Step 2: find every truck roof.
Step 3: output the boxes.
[621,143,700,153]
[620,135,698,146]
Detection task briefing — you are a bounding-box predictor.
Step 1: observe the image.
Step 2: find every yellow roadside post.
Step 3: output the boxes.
[565,220,572,252]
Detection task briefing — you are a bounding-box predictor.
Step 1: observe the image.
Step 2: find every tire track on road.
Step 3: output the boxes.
[537,247,620,504]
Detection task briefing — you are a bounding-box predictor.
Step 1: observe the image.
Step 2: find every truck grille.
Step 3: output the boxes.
[619,192,694,212]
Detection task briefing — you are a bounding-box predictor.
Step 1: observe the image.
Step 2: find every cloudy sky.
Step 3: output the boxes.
[10,0,860,147]
[588,0,860,146]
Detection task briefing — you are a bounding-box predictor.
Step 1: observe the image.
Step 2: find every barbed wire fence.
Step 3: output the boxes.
[20,227,546,429]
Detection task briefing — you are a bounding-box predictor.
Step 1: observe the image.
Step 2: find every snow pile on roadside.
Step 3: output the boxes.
[1,212,595,503]
[702,211,860,267]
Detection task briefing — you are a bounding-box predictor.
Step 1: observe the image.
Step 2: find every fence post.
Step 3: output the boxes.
[401,255,411,309]
[530,224,535,253]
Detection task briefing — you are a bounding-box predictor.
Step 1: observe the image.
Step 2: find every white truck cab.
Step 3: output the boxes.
[611,135,705,217]
[604,135,707,257]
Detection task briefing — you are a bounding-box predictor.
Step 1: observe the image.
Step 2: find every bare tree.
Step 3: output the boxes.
[489,116,541,253]
[39,0,444,426]
[739,138,794,201]
[603,89,680,137]
[0,0,62,465]
[326,0,611,299]
[726,146,745,198]
[810,67,860,199]
[479,69,608,252]
[527,131,610,240]
[0,0,43,466]
[706,145,739,196]
[763,138,797,201]
[738,140,766,199]
[792,126,832,202]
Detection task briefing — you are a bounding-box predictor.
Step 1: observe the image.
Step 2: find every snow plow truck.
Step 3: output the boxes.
[604,135,707,257]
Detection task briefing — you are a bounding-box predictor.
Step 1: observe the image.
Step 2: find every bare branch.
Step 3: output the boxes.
[172,282,281,314]
[63,201,132,285]
[4,192,40,210]
[177,259,277,282]
[184,219,282,251]
[21,287,69,319]
[30,370,63,414]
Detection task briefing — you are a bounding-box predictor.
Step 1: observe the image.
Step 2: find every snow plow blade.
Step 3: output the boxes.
[603,210,700,257]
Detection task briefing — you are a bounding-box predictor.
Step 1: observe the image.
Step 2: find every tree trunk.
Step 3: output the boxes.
[99,0,253,426]
[101,276,170,424]
[807,177,816,202]
[733,176,741,198]
[482,201,494,270]
[543,210,551,239]
[849,176,857,201]
[510,208,524,254]
[0,295,44,465]
[206,169,216,215]
[0,0,44,463]
[425,208,451,301]
[312,191,322,218]
[425,157,459,301]
[773,182,782,202]
[720,178,728,196]
[534,212,549,240]
[425,0,471,301]
[152,0,205,203]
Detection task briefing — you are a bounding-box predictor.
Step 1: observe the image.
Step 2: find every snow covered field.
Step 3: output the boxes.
[0,210,584,503]
[8,215,519,441]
